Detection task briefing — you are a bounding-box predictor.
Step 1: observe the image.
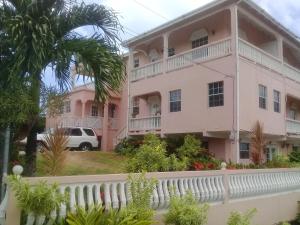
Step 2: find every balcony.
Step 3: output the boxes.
[286,119,300,135]
[129,116,161,132]
[238,38,300,83]
[59,116,103,129]
[131,38,231,82]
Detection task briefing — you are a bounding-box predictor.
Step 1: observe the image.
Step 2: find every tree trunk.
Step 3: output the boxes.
[24,78,40,176]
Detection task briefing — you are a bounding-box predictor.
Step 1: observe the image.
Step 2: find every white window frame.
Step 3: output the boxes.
[273,90,280,113]
[169,89,181,112]
[259,84,267,109]
[208,81,224,107]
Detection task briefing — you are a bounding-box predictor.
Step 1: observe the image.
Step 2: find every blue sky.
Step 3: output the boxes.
[43,0,300,87]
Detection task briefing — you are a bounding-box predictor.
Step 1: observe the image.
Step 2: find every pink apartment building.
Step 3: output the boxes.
[46,0,300,164]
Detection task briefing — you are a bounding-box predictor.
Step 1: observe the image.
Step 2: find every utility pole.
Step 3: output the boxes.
[1,126,10,201]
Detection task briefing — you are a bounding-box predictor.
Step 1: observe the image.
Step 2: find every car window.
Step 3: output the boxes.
[83,129,95,136]
[70,128,82,136]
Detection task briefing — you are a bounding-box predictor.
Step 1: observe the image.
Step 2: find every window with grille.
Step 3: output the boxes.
[208,81,224,107]
[240,143,250,159]
[259,85,267,109]
[168,48,175,57]
[273,90,280,113]
[169,90,181,112]
[192,36,208,49]
[132,97,139,117]
[64,101,71,113]
[91,105,98,117]
[134,58,139,68]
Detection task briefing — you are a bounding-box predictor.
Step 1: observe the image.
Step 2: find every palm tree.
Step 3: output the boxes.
[0,0,125,175]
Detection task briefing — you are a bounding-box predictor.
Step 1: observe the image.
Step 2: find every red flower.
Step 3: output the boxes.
[206,163,215,170]
[193,162,205,170]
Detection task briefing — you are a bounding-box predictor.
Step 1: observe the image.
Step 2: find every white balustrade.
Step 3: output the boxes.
[129,116,161,131]
[167,38,231,71]
[2,169,300,225]
[131,60,163,82]
[58,116,103,129]
[286,118,300,134]
[239,39,300,84]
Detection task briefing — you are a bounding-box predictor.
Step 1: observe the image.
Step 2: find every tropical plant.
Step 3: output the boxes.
[40,127,69,175]
[265,153,290,168]
[250,121,266,165]
[126,134,170,172]
[1,0,124,175]
[126,173,156,223]
[8,175,66,216]
[289,147,300,163]
[66,206,104,225]
[176,135,202,160]
[165,192,209,225]
[226,208,256,225]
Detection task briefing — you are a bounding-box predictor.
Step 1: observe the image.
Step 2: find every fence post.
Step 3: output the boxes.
[221,162,229,204]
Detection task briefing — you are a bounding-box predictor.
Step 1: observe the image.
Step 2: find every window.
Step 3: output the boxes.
[168,48,175,57]
[288,109,296,120]
[134,58,139,68]
[208,81,224,107]
[240,143,250,159]
[192,36,208,49]
[64,101,71,113]
[83,129,95,136]
[70,128,82,136]
[273,90,280,113]
[91,105,98,117]
[259,85,267,109]
[131,97,139,117]
[109,104,116,118]
[169,89,181,112]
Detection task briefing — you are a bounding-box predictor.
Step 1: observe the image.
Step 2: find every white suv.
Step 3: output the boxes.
[36,127,99,151]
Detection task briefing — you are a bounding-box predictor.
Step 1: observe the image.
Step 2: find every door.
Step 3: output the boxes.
[266,146,277,162]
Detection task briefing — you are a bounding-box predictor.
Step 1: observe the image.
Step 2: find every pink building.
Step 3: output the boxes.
[46,0,300,163]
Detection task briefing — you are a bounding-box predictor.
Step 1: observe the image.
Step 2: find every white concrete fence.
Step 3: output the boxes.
[1,168,300,225]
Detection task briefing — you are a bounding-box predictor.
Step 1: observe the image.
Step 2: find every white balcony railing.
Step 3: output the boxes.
[131,60,163,81]
[129,116,161,131]
[286,118,300,135]
[2,169,300,224]
[239,38,282,73]
[239,39,300,83]
[58,116,103,129]
[167,38,231,71]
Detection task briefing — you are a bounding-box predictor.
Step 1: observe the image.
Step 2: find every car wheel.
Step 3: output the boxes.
[79,143,92,151]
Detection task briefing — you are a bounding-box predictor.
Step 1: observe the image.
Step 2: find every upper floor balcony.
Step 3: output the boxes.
[286,96,300,135]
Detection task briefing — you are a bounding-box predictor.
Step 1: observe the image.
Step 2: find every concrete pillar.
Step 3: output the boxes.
[5,189,21,225]
[163,32,169,73]
[101,102,109,151]
[81,101,86,118]
[277,35,283,62]
[230,5,240,163]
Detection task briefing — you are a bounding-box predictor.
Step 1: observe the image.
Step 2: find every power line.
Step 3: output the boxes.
[124,25,139,36]
[132,0,169,21]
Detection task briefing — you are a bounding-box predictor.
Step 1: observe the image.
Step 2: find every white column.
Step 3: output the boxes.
[126,48,134,136]
[231,5,240,163]
[277,35,283,62]
[163,33,169,73]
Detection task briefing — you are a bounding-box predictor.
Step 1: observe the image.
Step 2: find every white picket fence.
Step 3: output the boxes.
[1,168,300,225]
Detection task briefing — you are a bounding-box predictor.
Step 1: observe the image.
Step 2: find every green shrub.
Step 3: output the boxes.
[168,154,189,171]
[289,148,300,163]
[114,137,143,156]
[265,153,290,168]
[176,135,202,160]
[226,208,256,225]
[126,134,170,172]
[165,192,209,225]
[8,175,66,216]
[126,173,156,222]
[66,206,104,225]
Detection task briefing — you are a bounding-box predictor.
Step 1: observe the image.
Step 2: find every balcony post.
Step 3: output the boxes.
[163,32,169,73]
[277,35,283,63]
[101,102,109,151]
[126,48,134,136]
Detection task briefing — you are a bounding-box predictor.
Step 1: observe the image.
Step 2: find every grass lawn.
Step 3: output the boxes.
[36,151,128,176]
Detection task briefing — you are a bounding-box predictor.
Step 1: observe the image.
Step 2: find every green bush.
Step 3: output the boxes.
[289,148,300,163]
[226,208,256,225]
[126,134,170,172]
[265,153,290,168]
[168,154,189,171]
[176,135,202,161]
[114,136,143,156]
[165,192,209,225]
[8,175,66,216]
